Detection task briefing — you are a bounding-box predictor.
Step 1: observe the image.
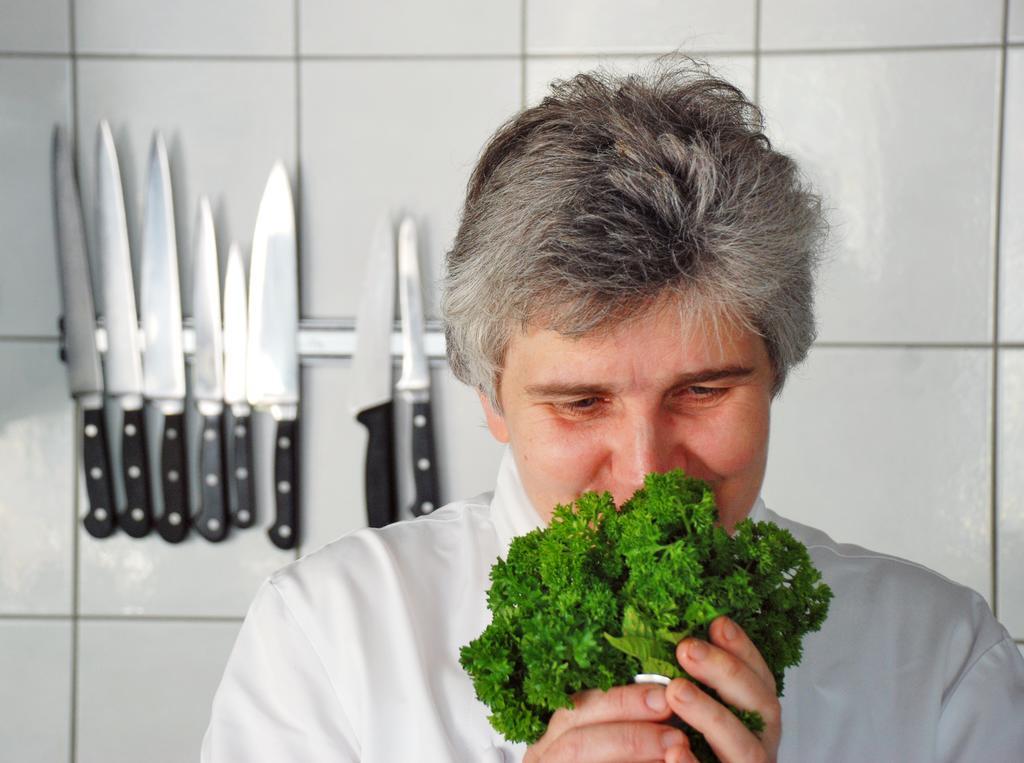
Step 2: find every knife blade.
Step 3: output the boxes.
[395,216,439,517]
[53,126,116,538]
[96,120,152,538]
[348,217,397,529]
[190,197,228,542]
[140,132,190,543]
[247,162,299,550]
[223,241,255,529]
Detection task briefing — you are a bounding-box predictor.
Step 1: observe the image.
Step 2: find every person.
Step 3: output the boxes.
[201,60,1024,762]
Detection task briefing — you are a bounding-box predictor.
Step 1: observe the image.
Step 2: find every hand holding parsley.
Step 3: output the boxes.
[459,470,832,762]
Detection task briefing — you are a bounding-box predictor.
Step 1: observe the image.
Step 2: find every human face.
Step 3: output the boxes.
[479,302,775,531]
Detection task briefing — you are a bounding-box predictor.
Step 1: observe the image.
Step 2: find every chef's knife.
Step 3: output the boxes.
[191,198,228,542]
[140,133,190,544]
[348,217,397,529]
[396,217,440,517]
[53,127,116,538]
[247,162,299,550]
[223,241,254,529]
[97,121,152,538]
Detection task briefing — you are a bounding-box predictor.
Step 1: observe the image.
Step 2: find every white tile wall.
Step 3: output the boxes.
[0,344,74,615]
[998,351,1024,635]
[300,0,521,56]
[75,619,240,763]
[761,0,1004,50]
[0,58,70,336]
[526,0,755,54]
[764,346,993,600]
[299,59,520,319]
[0,0,70,52]
[0,619,72,761]
[0,1,1021,760]
[760,50,1000,343]
[73,0,295,56]
[1001,49,1024,341]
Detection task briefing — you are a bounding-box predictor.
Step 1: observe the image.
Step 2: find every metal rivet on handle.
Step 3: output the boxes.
[278,436,291,449]
[235,467,248,480]
[85,424,98,437]
[417,458,430,471]
[166,427,178,440]
[89,467,103,480]
[167,470,179,482]
[421,501,434,514]
[124,423,137,436]
[235,425,246,438]
[94,508,108,521]
[128,465,140,479]
[204,428,217,442]
[205,474,218,487]
[237,510,251,523]
[413,414,426,427]
[207,518,221,533]
[278,525,292,539]
[167,512,181,526]
[130,508,144,523]
[277,481,291,494]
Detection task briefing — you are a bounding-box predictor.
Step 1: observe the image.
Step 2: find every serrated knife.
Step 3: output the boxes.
[396,217,440,517]
[223,241,255,529]
[53,126,115,538]
[96,121,152,538]
[191,198,228,542]
[141,132,190,544]
[348,217,397,528]
[247,162,299,550]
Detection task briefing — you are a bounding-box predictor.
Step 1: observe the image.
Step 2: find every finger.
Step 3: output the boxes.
[667,679,769,763]
[546,683,675,738]
[665,743,700,763]
[675,637,780,730]
[708,616,776,690]
[543,721,689,763]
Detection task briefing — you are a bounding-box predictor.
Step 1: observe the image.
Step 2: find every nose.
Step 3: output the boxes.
[608,411,679,504]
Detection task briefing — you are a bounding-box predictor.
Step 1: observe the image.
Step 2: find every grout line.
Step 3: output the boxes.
[520,0,527,107]
[0,613,245,623]
[294,0,302,565]
[758,41,1005,57]
[0,334,61,342]
[812,340,1024,350]
[753,0,762,103]
[990,0,1011,621]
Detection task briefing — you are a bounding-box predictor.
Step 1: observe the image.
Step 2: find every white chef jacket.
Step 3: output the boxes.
[202,450,1024,761]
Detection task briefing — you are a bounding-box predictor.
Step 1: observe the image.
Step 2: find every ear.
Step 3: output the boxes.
[478,390,509,444]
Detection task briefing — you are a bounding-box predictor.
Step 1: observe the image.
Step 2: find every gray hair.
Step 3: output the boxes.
[442,59,825,409]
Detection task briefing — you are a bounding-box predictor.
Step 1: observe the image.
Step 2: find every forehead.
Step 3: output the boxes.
[503,301,770,385]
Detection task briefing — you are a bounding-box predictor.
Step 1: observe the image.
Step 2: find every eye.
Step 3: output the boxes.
[554,397,603,417]
[676,386,728,404]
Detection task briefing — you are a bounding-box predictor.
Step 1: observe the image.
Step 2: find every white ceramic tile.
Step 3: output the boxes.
[759,51,1000,343]
[300,0,519,55]
[300,59,520,319]
[1000,50,1024,342]
[300,359,506,554]
[525,54,755,106]
[526,0,755,54]
[998,350,1024,638]
[76,619,240,763]
[75,59,295,319]
[763,346,993,600]
[0,619,72,761]
[761,0,1003,50]
[0,58,70,336]
[0,343,74,615]
[1009,0,1024,42]
[0,0,70,52]
[74,0,294,55]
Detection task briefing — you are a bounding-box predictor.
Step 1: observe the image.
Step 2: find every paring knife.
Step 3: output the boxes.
[97,121,152,538]
[141,133,190,544]
[349,217,398,528]
[53,127,116,538]
[396,217,440,517]
[223,242,255,529]
[247,162,300,550]
[191,198,228,542]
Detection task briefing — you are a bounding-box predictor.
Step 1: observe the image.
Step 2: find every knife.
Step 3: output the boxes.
[140,133,190,544]
[223,241,255,529]
[190,198,228,542]
[247,162,299,550]
[96,121,152,538]
[53,127,116,538]
[348,217,397,529]
[396,217,440,517]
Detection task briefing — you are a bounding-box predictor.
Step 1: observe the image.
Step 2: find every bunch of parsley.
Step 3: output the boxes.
[459,470,832,759]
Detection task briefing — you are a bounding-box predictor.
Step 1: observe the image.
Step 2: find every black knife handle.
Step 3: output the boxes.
[193,411,228,542]
[156,412,190,543]
[119,407,153,537]
[81,405,116,538]
[227,410,255,528]
[268,417,298,550]
[408,400,440,517]
[356,402,396,528]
